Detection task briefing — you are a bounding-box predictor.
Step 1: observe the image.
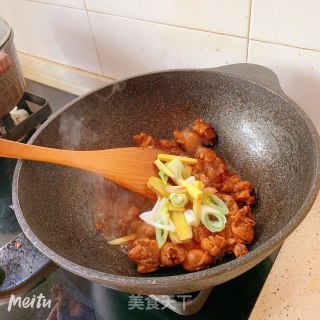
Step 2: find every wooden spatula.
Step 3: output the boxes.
[0,139,161,199]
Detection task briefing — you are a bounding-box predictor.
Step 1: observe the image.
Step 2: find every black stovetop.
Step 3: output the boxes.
[0,80,280,320]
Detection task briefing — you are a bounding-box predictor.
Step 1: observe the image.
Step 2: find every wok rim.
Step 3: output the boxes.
[12,65,320,288]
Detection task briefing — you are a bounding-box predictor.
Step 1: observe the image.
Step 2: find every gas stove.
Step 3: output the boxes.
[0,79,280,319]
[0,91,51,141]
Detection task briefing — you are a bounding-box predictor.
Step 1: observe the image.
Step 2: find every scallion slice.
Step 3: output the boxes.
[200,205,226,232]
[184,209,196,225]
[158,170,168,185]
[185,175,196,185]
[155,205,170,249]
[170,193,188,208]
[139,198,176,232]
[165,159,184,180]
[202,194,229,215]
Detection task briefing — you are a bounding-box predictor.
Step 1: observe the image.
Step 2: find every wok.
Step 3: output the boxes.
[12,64,320,295]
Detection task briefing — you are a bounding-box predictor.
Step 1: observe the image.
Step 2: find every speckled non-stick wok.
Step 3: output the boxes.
[12,64,320,295]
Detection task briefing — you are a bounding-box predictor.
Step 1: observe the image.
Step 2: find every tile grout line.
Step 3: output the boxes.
[26,0,85,11]
[77,10,249,41]
[250,38,320,53]
[26,0,248,40]
[83,1,104,76]
[246,0,253,63]
[23,0,320,57]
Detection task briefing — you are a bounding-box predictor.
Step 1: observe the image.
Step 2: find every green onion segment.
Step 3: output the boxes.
[202,194,229,215]
[184,209,196,225]
[170,193,188,208]
[158,170,168,185]
[139,198,175,232]
[200,205,226,232]
[165,158,184,182]
[155,205,170,249]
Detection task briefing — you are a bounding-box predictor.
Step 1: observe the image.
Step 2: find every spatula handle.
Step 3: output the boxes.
[0,138,80,166]
[0,138,159,199]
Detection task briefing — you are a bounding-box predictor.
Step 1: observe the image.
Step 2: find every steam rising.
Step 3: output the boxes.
[58,80,126,150]
[58,115,98,150]
[91,175,153,240]
[96,80,126,105]
[56,79,152,240]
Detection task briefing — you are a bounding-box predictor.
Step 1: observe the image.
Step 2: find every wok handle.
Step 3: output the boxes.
[150,287,213,315]
[209,63,284,96]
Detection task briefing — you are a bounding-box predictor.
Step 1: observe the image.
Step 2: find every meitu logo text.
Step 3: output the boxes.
[7,293,51,312]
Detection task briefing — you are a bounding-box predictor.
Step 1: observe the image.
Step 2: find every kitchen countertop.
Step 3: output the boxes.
[249,192,320,319]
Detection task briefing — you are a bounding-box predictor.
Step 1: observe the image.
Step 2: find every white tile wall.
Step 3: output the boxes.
[26,0,86,10]
[0,0,101,73]
[248,40,320,131]
[250,0,320,51]
[85,0,251,38]
[89,13,247,78]
[1,0,320,132]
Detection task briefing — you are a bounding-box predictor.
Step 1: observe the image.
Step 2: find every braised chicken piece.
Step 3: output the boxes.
[229,206,255,244]
[174,128,203,155]
[234,243,249,257]
[219,173,240,193]
[180,239,199,250]
[133,133,184,155]
[194,147,228,184]
[192,119,216,145]
[157,139,184,155]
[128,239,160,273]
[195,145,221,164]
[133,132,156,148]
[232,205,254,221]
[224,238,238,254]
[173,119,216,155]
[182,249,213,272]
[232,215,255,244]
[215,218,233,239]
[193,145,255,204]
[233,181,255,205]
[224,238,249,257]
[216,193,239,213]
[160,243,186,267]
[201,235,226,259]
[192,225,209,244]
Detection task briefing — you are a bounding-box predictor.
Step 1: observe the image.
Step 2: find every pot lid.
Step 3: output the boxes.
[0,17,11,48]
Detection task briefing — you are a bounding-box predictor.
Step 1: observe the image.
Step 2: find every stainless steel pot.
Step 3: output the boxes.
[0,17,25,118]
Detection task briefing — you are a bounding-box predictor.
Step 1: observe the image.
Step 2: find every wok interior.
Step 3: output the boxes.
[17,71,317,277]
